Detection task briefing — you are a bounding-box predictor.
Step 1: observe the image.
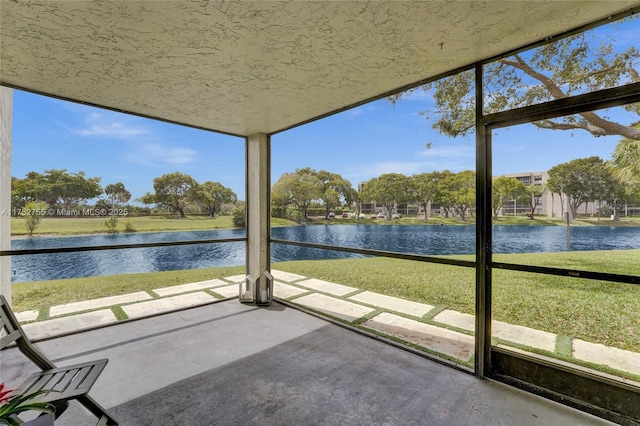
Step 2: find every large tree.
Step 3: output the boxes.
[361,173,410,219]
[12,169,102,210]
[136,192,156,215]
[390,19,640,141]
[271,171,324,220]
[523,183,547,220]
[440,170,475,221]
[410,171,450,221]
[152,172,197,218]
[296,168,356,218]
[492,176,527,219]
[612,136,640,185]
[104,182,131,208]
[194,181,237,217]
[547,156,611,221]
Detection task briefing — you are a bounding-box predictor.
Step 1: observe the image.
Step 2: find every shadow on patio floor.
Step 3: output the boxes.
[3,300,613,425]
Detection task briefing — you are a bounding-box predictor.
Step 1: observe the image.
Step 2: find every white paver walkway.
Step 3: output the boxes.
[212,284,242,298]
[50,292,153,316]
[573,339,640,377]
[224,274,246,283]
[433,309,556,352]
[16,309,39,322]
[349,291,435,318]
[153,279,228,296]
[13,269,640,380]
[433,309,475,331]
[122,292,218,319]
[293,293,375,322]
[274,281,308,299]
[363,312,475,361]
[297,278,358,296]
[271,270,306,282]
[23,310,118,340]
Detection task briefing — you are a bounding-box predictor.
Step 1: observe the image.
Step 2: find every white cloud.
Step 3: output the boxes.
[342,104,382,118]
[125,143,197,167]
[415,144,475,158]
[345,143,475,181]
[64,111,150,140]
[395,88,433,102]
[368,161,427,175]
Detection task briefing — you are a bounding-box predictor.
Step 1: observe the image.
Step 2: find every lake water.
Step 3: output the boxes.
[10,225,640,283]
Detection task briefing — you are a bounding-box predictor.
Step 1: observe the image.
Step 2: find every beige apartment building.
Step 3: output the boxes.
[359,171,639,219]
[502,171,639,218]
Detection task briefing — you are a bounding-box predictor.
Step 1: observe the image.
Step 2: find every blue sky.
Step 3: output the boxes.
[10,16,638,203]
[11,89,632,203]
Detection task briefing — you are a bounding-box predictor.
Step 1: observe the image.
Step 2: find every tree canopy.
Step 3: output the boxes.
[12,169,102,209]
[295,168,357,218]
[152,172,197,218]
[390,18,640,141]
[439,170,475,221]
[272,171,324,220]
[523,183,547,220]
[104,182,131,208]
[547,156,614,220]
[492,176,527,219]
[193,181,237,217]
[612,136,640,185]
[410,171,451,221]
[361,173,410,219]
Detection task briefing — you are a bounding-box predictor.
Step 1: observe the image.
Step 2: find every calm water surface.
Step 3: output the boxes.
[10,225,640,283]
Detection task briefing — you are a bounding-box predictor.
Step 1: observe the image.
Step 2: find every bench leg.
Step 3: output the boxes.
[78,395,119,426]
[52,401,70,419]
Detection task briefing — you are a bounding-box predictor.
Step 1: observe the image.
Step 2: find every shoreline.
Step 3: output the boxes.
[11,218,640,240]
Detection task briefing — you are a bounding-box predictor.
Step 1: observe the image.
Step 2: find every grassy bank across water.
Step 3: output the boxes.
[12,250,639,353]
[11,214,640,237]
[10,215,297,236]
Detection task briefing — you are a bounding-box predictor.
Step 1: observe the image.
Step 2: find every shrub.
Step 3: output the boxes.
[124,220,136,233]
[23,201,49,236]
[231,206,245,228]
[105,216,119,233]
[287,210,303,223]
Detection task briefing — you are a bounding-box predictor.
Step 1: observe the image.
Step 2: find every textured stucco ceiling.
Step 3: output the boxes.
[1,1,638,136]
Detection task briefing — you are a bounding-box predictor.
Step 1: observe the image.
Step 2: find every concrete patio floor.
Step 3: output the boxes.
[15,270,640,378]
[2,299,615,425]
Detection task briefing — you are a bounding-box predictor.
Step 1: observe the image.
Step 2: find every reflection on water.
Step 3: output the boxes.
[10,225,640,283]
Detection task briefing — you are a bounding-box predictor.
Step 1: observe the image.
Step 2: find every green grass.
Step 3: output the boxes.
[11,215,297,236]
[12,250,639,353]
[12,266,244,311]
[274,252,640,353]
[12,213,640,237]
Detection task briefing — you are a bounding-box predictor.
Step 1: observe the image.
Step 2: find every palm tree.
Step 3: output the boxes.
[612,137,640,185]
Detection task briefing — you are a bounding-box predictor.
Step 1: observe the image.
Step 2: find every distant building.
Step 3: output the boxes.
[357,171,639,218]
[501,171,552,217]
[499,171,639,218]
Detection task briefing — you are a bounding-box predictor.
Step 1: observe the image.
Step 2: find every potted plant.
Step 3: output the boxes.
[0,383,56,426]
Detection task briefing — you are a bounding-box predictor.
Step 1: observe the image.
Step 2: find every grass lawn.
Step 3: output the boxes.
[12,250,639,353]
[11,215,297,236]
[12,213,640,237]
[12,266,245,312]
[275,252,640,353]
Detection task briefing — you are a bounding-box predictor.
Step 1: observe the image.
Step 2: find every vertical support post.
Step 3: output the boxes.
[0,88,12,303]
[475,63,492,378]
[243,133,271,305]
